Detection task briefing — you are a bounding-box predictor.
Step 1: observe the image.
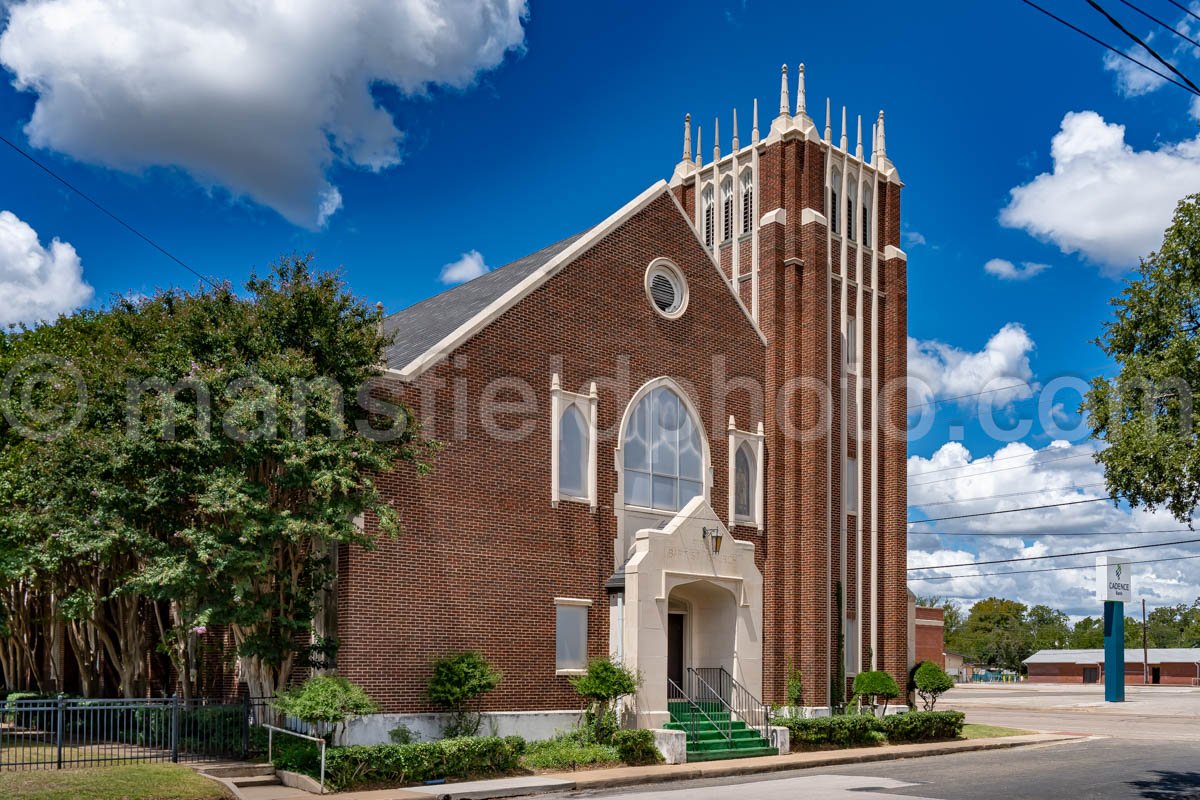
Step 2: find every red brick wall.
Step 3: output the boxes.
[1029,661,1200,685]
[914,607,944,668]
[337,192,767,712]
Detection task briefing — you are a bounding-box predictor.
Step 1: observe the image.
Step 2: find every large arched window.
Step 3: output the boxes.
[559,405,588,499]
[721,177,734,241]
[623,386,704,512]
[740,169,754,235]
[702,185,715,248]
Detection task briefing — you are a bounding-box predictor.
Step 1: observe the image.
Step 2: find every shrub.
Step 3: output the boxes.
[881,711,964,743]
[427,651,503,738]
[388,723,417,744]
[852,671,900,714]
[771,715,885,750]
[522,732,619,770]
[272,676,378,741]
[612,729,663,766]
[913,661,955,711]
[569,657,639,745]
[785,658,804,707]
[318,735,525,791]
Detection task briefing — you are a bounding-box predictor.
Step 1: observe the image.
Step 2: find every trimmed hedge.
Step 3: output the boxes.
[774,714,885,748]
[612,729,663,766]
[881,711,964,743]
[312,736,526,791]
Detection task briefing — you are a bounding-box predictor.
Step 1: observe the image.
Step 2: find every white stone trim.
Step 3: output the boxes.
[883,245,907,262]
[800,208,827,226]
[726,416,765,531]
[553,597,595,607]
[760,208,786,227]
[390,181,671,380]
[551,374,599,509]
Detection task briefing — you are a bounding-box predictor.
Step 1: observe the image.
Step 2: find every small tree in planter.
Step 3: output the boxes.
[851,671,900,716]
[271,675,378,743]
[427,651,503,738]
[914,661,955,711]
[786,658,804,710]
[570,657,640,745]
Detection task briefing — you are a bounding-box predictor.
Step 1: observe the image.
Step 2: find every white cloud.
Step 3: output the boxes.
[908,323,1036,410]
[1001,111,1200,275]
[439,250,488,284]
[908,439,1200,616]
[983,258,1050,281]
[1103,40,1168,97]
[0,210,93,326]
[0,1,529,228]
[902,231,927,247]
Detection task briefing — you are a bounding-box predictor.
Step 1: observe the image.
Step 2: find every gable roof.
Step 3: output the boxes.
[380,179,765,380]
[382,230,590,372]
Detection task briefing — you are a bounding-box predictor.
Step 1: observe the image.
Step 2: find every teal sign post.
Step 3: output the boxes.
[1096,556,1132,703]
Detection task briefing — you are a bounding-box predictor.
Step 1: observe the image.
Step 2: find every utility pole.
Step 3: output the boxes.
[1142,598,1149,685]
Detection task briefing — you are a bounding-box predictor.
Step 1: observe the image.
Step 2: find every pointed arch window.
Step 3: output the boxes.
[623,386,704,512]
[862,185,873,249]
[740,169,754,235]
[847,180,858,243]
[702,185,715,248]
[727,419,764,529]
[551,375,598,508]
[721,177,734,241]
[830,170,841,236]
[734,443,754,520]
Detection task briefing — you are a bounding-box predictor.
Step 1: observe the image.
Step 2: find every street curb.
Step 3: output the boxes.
[550,734,1085,793]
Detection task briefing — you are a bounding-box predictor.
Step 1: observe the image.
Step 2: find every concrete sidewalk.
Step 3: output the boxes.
[231,732,1083,800]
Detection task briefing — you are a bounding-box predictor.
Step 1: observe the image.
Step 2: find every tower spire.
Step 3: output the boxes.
[796,63,807,117]
[682,113,692,163]
[779,64,789,117]
[856,114,863,160]
[877,110,887,161]
[752,98,760,143]
[713,117,720,161]
[824,98,832,142]
[840,105,848,151]
[870,122,877,165]
[696,125,702,167]
[732,108,739,151]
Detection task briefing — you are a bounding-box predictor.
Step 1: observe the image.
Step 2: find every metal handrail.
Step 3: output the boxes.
[667,677,733,747]
[691,667,770,740]
[265,724,326,794]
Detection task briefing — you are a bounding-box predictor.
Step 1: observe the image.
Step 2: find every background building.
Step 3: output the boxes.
[1025,649,1200,685]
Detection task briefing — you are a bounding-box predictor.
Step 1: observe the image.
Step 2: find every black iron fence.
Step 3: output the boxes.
[692,666,770,740]
[0,696,258,771]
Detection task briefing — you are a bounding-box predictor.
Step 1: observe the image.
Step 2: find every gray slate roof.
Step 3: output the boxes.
[382,229,591,372]
[1024,648,1200,665]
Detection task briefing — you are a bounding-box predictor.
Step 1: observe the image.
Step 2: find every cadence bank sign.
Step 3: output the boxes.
[1096,555,1133,603]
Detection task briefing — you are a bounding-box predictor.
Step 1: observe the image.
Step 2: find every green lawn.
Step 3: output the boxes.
[0,764,230,800]
[960,723,1033,739]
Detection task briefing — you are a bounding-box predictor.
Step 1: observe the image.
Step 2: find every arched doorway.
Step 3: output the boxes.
[667,581,737,691]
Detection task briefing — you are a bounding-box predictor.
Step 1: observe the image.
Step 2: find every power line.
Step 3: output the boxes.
[1087,0,1200,94]
[909,481,1107,509]
[908,445,1100,478]
[911,552,1200,583]
[908,381,1033,410]
[908,451,1098,488]
[1020,0,1200,96]
[909,525,1198,537]
[1166,0,1200,25]
[0,133,219,290]
[909,536,1200,571]
[907,495,1116,524]
[1116,0,1200,49]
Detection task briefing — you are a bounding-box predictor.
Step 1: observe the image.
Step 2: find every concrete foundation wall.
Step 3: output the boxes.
[339,710,582,746]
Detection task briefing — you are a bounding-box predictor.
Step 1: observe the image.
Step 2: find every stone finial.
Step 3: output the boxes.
[877,110,887,160]
[682,113,692,162]
[796,64,807,117]
[732,108,740,151]
[779,64,790,116]
[752,98,760,143]
[856,114,863,160]
[824,98,832,142]
[871,122,877,164]
[696,125,703,167]
[714,117,720,161]
[840,106,848,152]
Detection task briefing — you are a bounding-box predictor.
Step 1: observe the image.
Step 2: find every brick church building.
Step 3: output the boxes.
[333,65,909,738]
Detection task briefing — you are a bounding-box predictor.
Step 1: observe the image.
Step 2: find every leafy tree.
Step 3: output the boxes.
[955,598,1032,671]
[570,657,640,745]
[1083,193,1200,521]
[427,651,503,737]
[1069,617,1104,649]
[1027,605,1071,651]
[913,661,954,711]
[851,671,900,715]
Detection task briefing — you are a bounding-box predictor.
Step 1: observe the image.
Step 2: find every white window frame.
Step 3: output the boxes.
[861,185,873,250]
[701,184,715,248]
[554,597,592,675]
[846,316,858,374]
[845,455,859,515]
[727,417,765,530]
[740,168,754,237]
[721,176,734,242]
[829,169,842,236]
[551,374,598,509]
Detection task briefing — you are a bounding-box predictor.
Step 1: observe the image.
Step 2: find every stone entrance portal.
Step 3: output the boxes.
[620,497,763,729]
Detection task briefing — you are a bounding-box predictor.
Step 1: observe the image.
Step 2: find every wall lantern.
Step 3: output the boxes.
[702,526,724,555]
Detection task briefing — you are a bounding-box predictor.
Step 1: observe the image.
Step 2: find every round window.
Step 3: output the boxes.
[645,260,688,319]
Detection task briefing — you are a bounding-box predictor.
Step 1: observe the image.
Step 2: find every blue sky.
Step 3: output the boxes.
[3,0,1200,615]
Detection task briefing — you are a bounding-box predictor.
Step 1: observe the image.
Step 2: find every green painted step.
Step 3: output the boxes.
[685,745,779,762]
